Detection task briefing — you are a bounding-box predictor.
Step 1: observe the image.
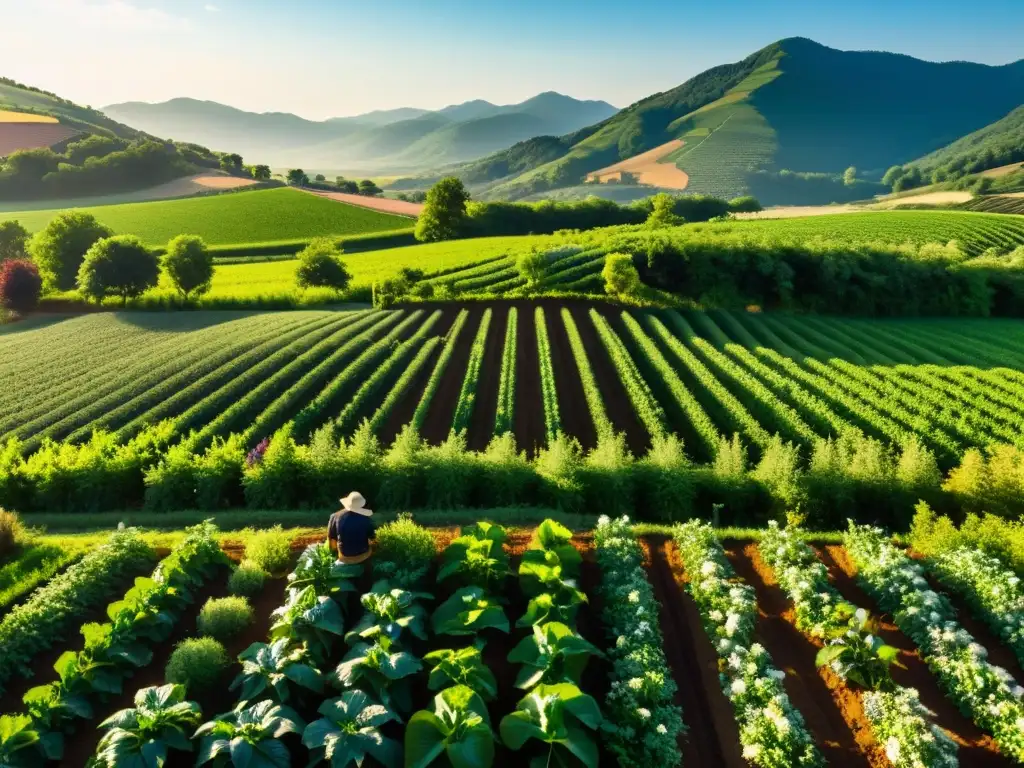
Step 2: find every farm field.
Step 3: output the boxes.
[962,195,1024,216]
[0,187,413,246]
[2,513,1023,766]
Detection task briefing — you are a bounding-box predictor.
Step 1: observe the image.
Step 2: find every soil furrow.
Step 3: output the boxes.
[513,305,546,457]
[466,308,507,451]
[544,304,597,451]
[420,307,482,444]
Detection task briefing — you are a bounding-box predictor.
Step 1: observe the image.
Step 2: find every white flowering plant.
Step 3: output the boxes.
[928,547,1024,666]
[845,521,1024,762]
[593,515,683,768]
[674,520,823,768]
[862,688,959,768]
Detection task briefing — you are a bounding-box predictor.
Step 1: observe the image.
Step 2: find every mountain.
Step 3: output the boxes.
[904,104,1024,180]
[433,38,1024,204]
[102,93,618,170]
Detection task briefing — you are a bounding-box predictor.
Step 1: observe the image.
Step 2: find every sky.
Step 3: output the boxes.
[1,0,1022,121]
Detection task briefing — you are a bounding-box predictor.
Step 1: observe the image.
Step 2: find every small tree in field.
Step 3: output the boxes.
[645,193,683,228]
[358,179,382,197]
[728,195,762,213]
[77,235,160,305]
[0,221,28,263]
[602,252,641,296]
[162,235,213,299]
[295,238,351,291]
[286,169,309,187]
[843,166,858,186]
[315,174,326,182]
[251,164,271,181]
[0,260,42,313]
[415,177,469,242]
[517,251,548,289]
[29,211,112,291]
[220,153,243,173]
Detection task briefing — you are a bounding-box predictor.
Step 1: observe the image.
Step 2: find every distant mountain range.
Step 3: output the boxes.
[405,38,1024,204]
[101,93,619,171]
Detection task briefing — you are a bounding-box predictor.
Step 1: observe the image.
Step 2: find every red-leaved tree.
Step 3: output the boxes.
[0,259,42,313]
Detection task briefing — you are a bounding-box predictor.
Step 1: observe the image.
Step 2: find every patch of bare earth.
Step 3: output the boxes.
[585,139,690,190]
[300,188,422,217]
[980,162,1024,178]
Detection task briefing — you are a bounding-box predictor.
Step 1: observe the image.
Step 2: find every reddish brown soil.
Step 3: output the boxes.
[420,308,483,445]
[821,545,1013,766]
[512,304,546,457]
[568,305,650,456]
[466,308,507,452]
[643,537,746,767]
[725,542,867,767]
[544,304,598,451]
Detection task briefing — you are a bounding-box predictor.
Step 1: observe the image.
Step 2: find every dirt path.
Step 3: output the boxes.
[644,537,746,768]
[726,542,868,767]
[420,308,482,444]
[512,306,546,457]
[821,545,1012,766]
[466,307,507,451]
[300,188,423,217]
[586,139,689,190]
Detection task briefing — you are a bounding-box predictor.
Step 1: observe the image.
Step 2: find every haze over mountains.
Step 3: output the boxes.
[101,93,618,171]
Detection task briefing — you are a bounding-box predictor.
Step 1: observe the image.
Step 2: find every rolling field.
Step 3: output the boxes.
[962,195,1024,216]
[4,302,1024,467]
[0,187,413,246]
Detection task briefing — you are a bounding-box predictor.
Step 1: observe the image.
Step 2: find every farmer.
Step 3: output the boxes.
[328,491,376,565]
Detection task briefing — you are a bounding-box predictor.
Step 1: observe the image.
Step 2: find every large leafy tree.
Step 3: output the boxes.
[76,235,160,305]
[415,177,469,243]
[0,221,28,263]
[29,211,112,291]
[286,169,309,186]
[162,235,213,300]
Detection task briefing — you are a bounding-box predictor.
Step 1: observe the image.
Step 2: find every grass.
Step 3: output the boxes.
[0,543,84,611]
[1,187,413,247]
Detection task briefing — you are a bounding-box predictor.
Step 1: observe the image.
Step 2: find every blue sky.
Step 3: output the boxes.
[1,0,1021,120]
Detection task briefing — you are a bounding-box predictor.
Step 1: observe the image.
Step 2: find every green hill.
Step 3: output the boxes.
[0,77,146,141]
[430,38,1024,204]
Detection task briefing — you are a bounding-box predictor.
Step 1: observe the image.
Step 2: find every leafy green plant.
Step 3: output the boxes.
[405,685,494,768]
[22,681,90,762]
[344,581,431,646]
[423,647,498,700]
[333,637,422,714]
[431,586,509,637]
[531,519,582,573]
[232,638,323,706]
[90,684,202,768]
[287,542,361,601]
[229,561,267,598]
[507,622,601,689]
[499,683,603,766]
[0,714,44,767]
[269,585,345,665]
[0,508,25,556]
[302,690,401,768]
[437,523,510,589]
[518,548,578,599]
[244,526,293,574]
[194,700,304,768]
[198,596,255,642]
[517,588,587,629]
[815,607,902,691]
[373,513,436,589]
[165,638,231,695]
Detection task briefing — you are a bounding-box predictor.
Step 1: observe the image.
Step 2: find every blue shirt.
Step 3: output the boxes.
[328,511,375,557]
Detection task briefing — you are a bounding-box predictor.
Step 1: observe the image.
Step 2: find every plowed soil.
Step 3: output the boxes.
[512,305,546,456]
[420,307,482,444]
[466,308,507,451]
[301,188,423,217]
[585,139,690,190]
[544,305,598,451]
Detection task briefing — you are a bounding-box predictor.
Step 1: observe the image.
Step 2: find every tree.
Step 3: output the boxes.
[0,260,42,313]
[77,235,160,305]
[337,180,359,194]
[646,193,684,228]
[517,251,548,288]
[251,164,271,181]
[882,165,905,189]
[162,235,213,299]
[602,252,641,296]
[29,211,113,291]
[415,177,469,242]
[0,221,28,263]
[286,169,309,186]
[314,174,326,182]
[295,238,351,291]
[3,148,61,179]
[219,153,243,173]
[843,166,858,186]
[728,196,762,213]
[358,179,382,197]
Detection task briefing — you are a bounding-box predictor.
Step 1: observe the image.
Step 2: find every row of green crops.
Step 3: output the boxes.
[535,307,562,442]
[493,307,517,435]
[450,309,492,435]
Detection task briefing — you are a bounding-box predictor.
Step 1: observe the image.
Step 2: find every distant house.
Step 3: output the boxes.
[0,110,80,158]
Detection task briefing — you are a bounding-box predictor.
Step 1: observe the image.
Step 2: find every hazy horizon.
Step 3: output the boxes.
[1,0,1022,121]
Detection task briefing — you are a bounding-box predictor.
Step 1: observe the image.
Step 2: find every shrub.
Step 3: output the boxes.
[0,260,42,313]
[77,235,160,305]
[162,234,213,299]
[728,195,762,213]
[0,220,27,263]
[0,508,25,556]
[28,211,112,291]
[229,560,268,597]
[517,250,548,288]
[295,238,351,291]
[602,252,640,296]
[646,192,684,228]
[165,637,231,693]
[244,525,293,574]
[373,512,436,587]
[198,596,255,641]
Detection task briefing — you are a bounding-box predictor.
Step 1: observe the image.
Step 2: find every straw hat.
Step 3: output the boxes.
[339,491,372,516]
